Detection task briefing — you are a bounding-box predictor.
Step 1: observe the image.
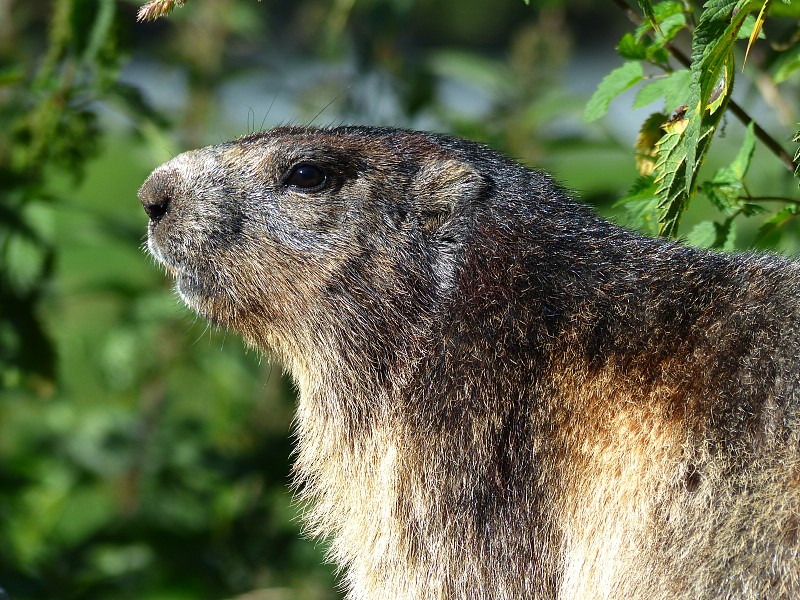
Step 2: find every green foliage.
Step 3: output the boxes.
[1,1,340,598]
[590,0,799,246]
[585,61,644,122]
[1,0,798,598]
[1,0,116,391]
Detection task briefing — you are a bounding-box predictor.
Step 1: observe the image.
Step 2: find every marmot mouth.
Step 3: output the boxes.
[175,270,219,301]
[173,271,228,324]
[147,235,226,317]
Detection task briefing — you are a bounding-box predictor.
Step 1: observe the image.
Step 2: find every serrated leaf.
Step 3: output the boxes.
[662,69,691,112]
[618,33,648,60]
[701,168,742,213]
[653,122,690,236]
[656,13,687,44]
[585,62,644,123]
[653,0,754,237]
[634,79,669,109]
[633,70,690,111]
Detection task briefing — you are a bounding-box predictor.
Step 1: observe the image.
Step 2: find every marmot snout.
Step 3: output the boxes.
[140,126,800,600]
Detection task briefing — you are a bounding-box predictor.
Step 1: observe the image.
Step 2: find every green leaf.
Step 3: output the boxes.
[662,69,691,112]
[655,12,687,45]
[615,175,659,206]
[614,175,661,236]
[698,121,756,216]
[730,122,756,179]
[652,0,684,20]
[634,78,669,109]
[633,69,690,111]
[770,0,800,17]
[794,130,799,180]
[738,13,767,40]
[585,61,644,123]
[686,221,718,248]
[686,220,737,250]
[638,0,661,34]
[755,204,800,247]
[632,2,686,59]
[653,119,691,236]
[652,0,754,237]
[701,168,742,213]
[618,33,648,60]
[635,0,683,37]
[719,219,737,251]
[773,45,800,84]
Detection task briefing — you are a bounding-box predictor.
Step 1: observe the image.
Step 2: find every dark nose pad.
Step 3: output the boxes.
[139,175,173,223]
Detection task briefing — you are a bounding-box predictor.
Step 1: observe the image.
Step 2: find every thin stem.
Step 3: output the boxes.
[611,0,798,173]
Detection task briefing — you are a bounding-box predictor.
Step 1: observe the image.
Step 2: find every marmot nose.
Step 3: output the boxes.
[138,174,172,223]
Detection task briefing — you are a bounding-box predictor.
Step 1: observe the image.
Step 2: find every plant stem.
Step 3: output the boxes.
[611,0,798,173]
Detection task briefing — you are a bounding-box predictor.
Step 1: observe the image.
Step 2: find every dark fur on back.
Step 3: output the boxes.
[140,126,800,599]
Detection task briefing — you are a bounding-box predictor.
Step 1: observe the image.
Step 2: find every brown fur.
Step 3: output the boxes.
[139,126,800,599]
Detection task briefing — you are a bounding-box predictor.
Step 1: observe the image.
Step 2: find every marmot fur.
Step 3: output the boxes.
[139,126,800,599]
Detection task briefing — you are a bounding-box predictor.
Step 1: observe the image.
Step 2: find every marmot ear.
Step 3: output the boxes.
[412,159,487,233]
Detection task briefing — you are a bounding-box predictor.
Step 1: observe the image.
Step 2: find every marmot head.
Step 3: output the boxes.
[138,126,488,365]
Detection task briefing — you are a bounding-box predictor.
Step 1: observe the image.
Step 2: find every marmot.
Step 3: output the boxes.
[139,126,800,599]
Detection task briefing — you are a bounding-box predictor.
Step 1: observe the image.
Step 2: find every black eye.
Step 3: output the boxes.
[284,164,327,190]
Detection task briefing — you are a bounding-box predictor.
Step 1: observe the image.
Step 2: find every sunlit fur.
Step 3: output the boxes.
[140,126,800,599]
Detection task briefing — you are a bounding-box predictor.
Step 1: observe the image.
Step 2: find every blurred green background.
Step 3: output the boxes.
[0,0,797,598]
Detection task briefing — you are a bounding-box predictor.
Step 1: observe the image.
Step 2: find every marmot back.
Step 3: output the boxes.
[139,126,800,600]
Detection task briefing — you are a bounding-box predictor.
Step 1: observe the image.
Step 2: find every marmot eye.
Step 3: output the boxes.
[284,164,327,190]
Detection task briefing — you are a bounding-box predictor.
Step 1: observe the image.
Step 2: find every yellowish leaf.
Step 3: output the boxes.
[635,113,668,176]
[743,0,769,69]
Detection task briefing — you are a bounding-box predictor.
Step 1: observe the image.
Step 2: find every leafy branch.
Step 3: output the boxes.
[611,0,796,173]
[588,0,800,245]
